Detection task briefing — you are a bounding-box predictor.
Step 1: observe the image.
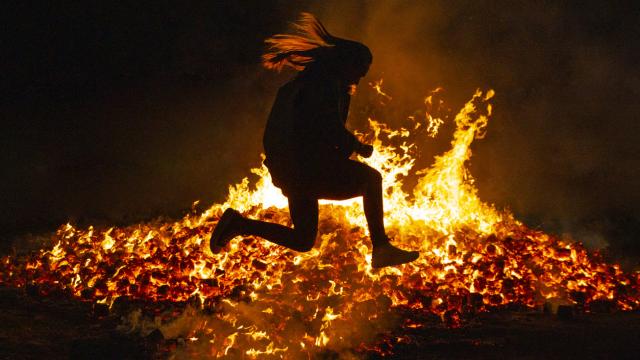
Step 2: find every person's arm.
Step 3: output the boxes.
[354,141,373,157]
[323,85,374,158]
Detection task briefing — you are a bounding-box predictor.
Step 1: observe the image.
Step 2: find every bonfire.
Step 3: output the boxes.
[1,81,638,359]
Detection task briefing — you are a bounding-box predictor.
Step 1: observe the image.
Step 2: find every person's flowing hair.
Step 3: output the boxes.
[263,12,371,72]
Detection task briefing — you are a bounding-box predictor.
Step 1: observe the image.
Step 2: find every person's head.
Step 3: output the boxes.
[329,40,372,85]
[262,13,372,85]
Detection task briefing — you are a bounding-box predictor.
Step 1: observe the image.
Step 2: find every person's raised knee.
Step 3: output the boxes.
[295,242,315,252]
[292,230,316,252]
[292,239,315,252]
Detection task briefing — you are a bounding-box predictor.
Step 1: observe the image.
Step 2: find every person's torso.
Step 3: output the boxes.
[263,74,350,168]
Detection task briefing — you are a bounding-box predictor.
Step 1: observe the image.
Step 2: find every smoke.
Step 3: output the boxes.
[308,1,640,257]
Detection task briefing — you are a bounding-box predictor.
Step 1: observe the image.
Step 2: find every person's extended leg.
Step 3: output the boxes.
[209,196,319,253]
[313,160,386,244]
[312,160,419,267]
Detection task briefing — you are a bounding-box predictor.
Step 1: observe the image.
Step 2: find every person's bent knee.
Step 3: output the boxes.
[294,243,315,252]
[291,242,315,252]
[291,230,316,252]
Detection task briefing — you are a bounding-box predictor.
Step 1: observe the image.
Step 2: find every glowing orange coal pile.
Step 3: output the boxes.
[1,83,639,358]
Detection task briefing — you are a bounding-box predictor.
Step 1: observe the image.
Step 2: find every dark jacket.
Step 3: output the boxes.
[263,70,358,193]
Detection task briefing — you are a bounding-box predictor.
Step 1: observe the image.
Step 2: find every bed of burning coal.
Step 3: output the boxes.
[1,284,639,359]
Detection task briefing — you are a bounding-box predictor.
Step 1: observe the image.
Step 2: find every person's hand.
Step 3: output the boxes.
[356,142,374,158]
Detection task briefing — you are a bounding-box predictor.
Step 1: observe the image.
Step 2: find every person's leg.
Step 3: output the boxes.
[311,160,419,267]
[313,160,388,247]
[228,196,318,252]
[359,165,387,247]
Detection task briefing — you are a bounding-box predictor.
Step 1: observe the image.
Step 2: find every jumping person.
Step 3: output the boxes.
[209,13,419,268]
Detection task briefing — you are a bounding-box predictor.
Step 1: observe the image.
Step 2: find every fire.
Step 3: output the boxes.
[1,81,639,358]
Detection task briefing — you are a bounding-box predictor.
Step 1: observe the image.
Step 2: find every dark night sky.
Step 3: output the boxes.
[2,2,639,258]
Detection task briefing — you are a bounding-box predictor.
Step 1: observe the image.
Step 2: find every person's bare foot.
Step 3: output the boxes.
[372,242,419,268]
[209,208,241,254]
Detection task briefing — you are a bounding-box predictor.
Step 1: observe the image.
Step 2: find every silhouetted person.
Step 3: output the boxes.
[210,13,419,268]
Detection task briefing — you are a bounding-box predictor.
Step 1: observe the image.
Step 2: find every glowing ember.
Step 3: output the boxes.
[369,78,392,105]
[1,82,639,358]
[425,87,445,138]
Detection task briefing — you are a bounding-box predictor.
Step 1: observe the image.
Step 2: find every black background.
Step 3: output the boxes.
[3,1,639,259]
